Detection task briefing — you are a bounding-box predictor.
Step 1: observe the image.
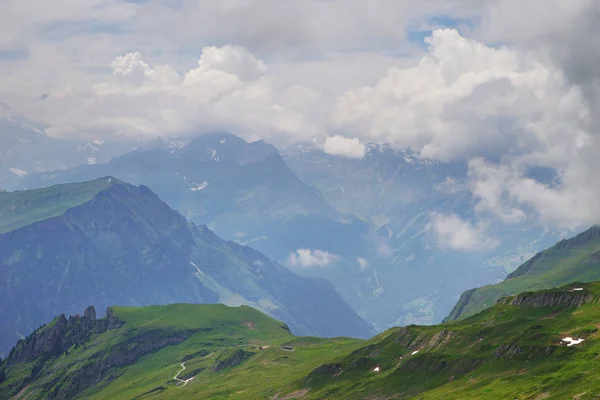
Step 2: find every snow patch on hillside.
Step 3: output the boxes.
[191,181,208,191]
[562,337,584,346]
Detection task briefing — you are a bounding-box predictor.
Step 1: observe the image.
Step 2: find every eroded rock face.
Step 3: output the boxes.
[106,307,125,331]
[3,306,197,400]
[500,291,594,309]
[212,349,255,372]
[392,327,456,351]
[84,306,96,320]
[399,353,482,375]
[309,363,343,378]
[493,343,555,360]
[7,314,68,365]
[46,330,193,400]
[6,306,124,367]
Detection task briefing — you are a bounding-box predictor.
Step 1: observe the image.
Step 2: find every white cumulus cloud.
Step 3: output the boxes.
[323,135,366,158]
[332,29,586,163]
[41,46,322,141]
[3,0,600,241]
[427,212,499,251]
[287,249,340,268]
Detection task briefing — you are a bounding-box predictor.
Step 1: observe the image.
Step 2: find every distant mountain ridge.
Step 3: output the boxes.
[282,141,560,328]
[445,225,600,321]
[0,102,135,189]
[0,177,373,355]
[15,133,387,326]
[11,132,559,330]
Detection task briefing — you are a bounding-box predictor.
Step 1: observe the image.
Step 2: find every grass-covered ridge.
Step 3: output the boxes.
[0,303,360,399]
[0,176,119,235]
[445,225,600,321]
[5,283,600,399]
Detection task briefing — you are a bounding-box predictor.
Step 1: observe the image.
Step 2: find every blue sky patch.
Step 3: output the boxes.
[408,15,477,47]
[0,48,29,61]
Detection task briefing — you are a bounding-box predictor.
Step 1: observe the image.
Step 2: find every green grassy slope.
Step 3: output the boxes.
[296,282,599,399]
[0,303,361,400]
[445,225,600,321]
[0,177,116,235]
[5,283,600,399]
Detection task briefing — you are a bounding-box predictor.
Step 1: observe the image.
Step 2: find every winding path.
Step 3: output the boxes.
[174,362,194,387]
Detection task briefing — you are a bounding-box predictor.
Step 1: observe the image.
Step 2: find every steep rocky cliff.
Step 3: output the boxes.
[6,306,123,367]
[498,289,594,309]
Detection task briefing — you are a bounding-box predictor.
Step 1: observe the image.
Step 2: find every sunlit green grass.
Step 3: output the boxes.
[6,284,600,399]
[449,228,600,320]
[0,177,116,234]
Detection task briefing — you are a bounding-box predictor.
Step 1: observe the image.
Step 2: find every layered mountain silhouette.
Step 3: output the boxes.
[0,177,373,355]
[13,132,560,330]
[0,101,134,189]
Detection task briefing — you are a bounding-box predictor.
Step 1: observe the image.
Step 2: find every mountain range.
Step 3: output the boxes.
[0,101,135,189]
[283,143,563,326]
[12,133,389,326]
[0,177,373,356]
[3,124,562,330]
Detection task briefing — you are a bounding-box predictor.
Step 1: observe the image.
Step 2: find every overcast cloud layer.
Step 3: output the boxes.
[1,0,599,249]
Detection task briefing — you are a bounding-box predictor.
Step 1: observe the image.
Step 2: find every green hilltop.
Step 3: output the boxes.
[446,225,600,322]
[0,176,119,235]
[4,282,600,399]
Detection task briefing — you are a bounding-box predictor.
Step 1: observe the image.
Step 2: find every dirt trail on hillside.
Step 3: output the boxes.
[174,362,194,387]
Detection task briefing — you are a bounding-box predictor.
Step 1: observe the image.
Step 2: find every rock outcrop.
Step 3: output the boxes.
[493,343,555,360]
[6,306,124,367]
[212,349,255,372]
[399,353,482,375]
[2,306,199,400]
[499,290,594,309]
[84,306,96,320]
[45,330,194,400]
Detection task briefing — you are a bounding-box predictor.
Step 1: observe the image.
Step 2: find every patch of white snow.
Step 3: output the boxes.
[190,181,208,191]
[562,337,584,346]
[206,147,219,161]
[190,261,204,276]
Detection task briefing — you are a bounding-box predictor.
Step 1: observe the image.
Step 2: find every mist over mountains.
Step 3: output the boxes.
[1,115,563,331]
